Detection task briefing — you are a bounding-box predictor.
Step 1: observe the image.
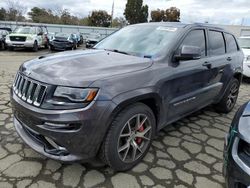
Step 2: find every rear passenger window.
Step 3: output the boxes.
[208,30,226,56]
[180,29,206,57]
[225,33,238,53]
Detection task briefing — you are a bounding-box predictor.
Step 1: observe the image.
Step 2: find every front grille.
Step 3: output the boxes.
[13,73,47,107]
[10,36,26,42]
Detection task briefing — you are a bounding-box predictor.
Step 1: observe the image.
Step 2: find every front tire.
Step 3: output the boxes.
[33,41,38,52]
[100,103,156,171]
[214,78,240,113]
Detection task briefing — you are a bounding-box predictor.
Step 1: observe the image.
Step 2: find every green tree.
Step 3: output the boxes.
[165,7,180,22]
[124,0,148,24]
[0,8,6,20]
[88,10,111,27]
[79,17,90,26]
[151,9,165,22]
[28,7,50,23]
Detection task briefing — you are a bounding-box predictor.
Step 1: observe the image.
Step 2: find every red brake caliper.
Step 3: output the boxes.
[136,125,144,144]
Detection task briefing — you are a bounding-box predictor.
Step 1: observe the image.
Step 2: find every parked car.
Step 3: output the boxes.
[5,25,48,51]
[223,101,250,188]
[46,32,55,42]
[238,36,250,78]
[0,29,9,50]
[86,33,101,48]
[73,33,83,46]
[11,23,243,171]
[49,32,77,51]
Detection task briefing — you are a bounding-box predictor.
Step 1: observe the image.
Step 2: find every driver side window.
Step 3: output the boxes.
[180,29,206,58]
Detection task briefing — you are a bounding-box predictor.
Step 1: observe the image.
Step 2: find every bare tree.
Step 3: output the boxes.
[5,0,27,21]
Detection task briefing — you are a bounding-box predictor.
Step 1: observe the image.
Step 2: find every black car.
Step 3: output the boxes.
[224,102,250,188]
[0,29,9,50]
[49,32,77,51]
[11,22,243,171]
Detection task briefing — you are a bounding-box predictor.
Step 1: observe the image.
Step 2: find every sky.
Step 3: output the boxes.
[1,0,250,25]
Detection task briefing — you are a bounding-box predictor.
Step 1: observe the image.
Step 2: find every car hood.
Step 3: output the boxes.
[8,33,34,37]
[20,49,153,87]
[242,48,250,56]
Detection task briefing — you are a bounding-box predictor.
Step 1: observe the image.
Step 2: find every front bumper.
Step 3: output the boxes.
[50,41,74,50]
[224,103,250,188]
[225,137,250,188]
[11,90,115,162]
[6,40,34,48]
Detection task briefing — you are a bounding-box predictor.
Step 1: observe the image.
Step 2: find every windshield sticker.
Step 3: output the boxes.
[156,27,178,32]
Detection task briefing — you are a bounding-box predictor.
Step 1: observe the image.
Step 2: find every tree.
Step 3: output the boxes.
[60,9,72,24]
[0,8,6,20]
[79,17,90,26]
[165,7,180,22]
[28,7,51,23]
[124,0,148,24]
[5,0,26,21]
[112,17,127,28]
[88,10,111,27]
[151,9,165,22]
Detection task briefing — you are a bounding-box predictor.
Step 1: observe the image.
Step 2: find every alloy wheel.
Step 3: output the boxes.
[226,82,239,109]
[117,114,152,163]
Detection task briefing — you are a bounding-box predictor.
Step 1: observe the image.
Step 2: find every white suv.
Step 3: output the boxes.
[238,36,250,77]
[6,26,48,51]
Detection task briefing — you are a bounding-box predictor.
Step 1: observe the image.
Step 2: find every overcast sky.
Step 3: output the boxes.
[1,0,250,25]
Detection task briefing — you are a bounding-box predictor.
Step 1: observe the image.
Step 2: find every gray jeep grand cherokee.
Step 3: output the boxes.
[11,22,244,171]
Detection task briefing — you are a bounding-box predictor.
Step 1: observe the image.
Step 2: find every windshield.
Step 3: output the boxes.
[95,25,180,57]
[14,27,36,34]
[55,33,70,38]
[238,38,250,49]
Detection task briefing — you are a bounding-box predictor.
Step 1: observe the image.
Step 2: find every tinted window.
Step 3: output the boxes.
[208,31,226,56]
[180,30,206,57]
[225,33,238,53]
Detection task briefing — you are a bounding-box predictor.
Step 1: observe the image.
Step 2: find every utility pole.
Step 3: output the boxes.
[111,0,114,27]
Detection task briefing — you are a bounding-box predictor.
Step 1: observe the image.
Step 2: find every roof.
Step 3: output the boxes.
[133,22,226,30]
[239,36,250,39]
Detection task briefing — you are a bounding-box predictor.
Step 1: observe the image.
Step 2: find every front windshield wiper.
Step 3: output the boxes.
[242,47,250,49]
[104,48,152,59]
[104,49,130,55]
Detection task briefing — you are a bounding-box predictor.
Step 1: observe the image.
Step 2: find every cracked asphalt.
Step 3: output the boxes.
[0,49,250,188]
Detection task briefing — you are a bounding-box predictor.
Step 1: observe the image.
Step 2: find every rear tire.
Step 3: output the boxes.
[100,103,156,171]
[214,78,240,113]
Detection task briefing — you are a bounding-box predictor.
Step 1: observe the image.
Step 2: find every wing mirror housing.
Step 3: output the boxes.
[174,45,202,61]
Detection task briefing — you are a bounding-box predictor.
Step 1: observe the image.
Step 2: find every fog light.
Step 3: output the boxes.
[243,143,250,156]
[45,122,70,128]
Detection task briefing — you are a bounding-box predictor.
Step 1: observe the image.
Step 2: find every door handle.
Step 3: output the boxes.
[227,57,232,61]
[202,61,212,69]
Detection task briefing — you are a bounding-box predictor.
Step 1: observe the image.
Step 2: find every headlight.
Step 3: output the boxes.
[54,87,98,102]
[6,35,10,40]
[43,87,99,110]
[27,36,33,40]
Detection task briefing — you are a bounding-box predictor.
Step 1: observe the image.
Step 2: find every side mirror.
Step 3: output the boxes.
[37,32,43,36]
[174,45,202,61]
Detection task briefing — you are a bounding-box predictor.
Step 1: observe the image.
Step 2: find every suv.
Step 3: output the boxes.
[6,25,48,51]
[11,23,243,171]
[238,36,250,77]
